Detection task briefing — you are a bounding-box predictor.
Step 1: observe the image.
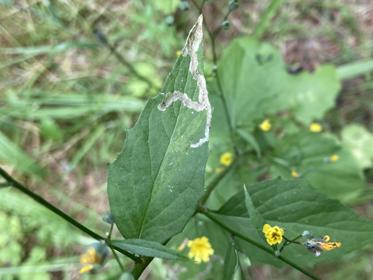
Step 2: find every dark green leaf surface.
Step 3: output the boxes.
[112,239,186,260]
[216,179,373,266]
[217,37,340,128]
[108,19,209,243]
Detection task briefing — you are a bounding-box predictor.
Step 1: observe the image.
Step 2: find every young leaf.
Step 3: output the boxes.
[108,16,210,243]
[111,239,186,260]
[243,185,265,232]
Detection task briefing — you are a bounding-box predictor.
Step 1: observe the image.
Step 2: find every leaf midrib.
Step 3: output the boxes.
[137,63,198,239]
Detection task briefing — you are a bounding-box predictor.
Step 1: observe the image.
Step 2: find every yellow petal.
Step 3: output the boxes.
[79,264,94,274]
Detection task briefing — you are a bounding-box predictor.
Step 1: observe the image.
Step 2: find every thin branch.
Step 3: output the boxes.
[200,209,320,280]
[0,167,139,262]
[199,160,236,205]
[106,223,125,272]
[92,25,157,91]
[132,257,153,279]
[189,0,237,154]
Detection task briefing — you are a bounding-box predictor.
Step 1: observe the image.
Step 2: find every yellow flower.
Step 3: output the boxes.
[176,50,183,57]
[187,236,214,263]
[329,154,339,162]
[291,169,300,178]
[259,119,271,132]
[220,152,233,167]
[309,122,322,133]
[262,224,285,246]
[79,247,102,274]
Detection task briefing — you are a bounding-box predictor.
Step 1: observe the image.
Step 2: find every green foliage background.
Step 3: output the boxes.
[0,0,372,279]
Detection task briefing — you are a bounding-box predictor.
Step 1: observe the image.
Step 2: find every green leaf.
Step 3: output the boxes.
[336,59,373,80]
[217,37,341,128]
[272,132,364,202]
[111,239,186,260]
[108,17,209,243]
[341,124,373,169]
[243,185,265,231]
[237,129,261,157]
[153,0,180,14]
[223,241,238,280]
[217,179,373,267]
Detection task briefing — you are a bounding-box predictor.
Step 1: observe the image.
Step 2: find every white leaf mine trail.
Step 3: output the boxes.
[158,15,212,148]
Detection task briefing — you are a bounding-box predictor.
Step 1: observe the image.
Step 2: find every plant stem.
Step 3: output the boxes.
[0,167,139,262]
[200,209,320,280]
[132,257,153,279]
[106,223,125,272]
[190,1,237,152]
[92,25,157,91]
[199,160,236,205]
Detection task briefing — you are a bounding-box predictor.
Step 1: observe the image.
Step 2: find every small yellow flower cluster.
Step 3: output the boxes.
[79,247,102,274]
[219,152,233,167]
[329,154,339,162]
[262,224,284,246]
[309,122,322,133]
[186,236,214,263]
[176,50,183,57]
[291,168,300,178]
[259,119,271,132]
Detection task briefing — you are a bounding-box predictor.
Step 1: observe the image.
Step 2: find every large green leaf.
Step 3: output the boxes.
[216,179,373,267]
[108,17,209,243]
[272,132,364,202]
[111,239,186,260]
[217,37,341,128]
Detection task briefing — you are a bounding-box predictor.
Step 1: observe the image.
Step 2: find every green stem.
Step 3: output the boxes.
[0,167,139,262]
[253,0,285,39]
[199,160,236,205]
[200,209,320,280]
[132,257,153,279]
[106,223,125,272]
[92,25,157,91]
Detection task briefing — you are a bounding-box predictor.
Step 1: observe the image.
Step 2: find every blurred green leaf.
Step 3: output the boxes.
[217,38,341,127]
[341,124,373,169]
[336,59,373,80]
[216,179,373,267]
[0,131,43,177]
[108,18,209,242]
[112,239,186,260]
[272,132,365,202]
[153,0,180,14]
[2,92,144,120]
